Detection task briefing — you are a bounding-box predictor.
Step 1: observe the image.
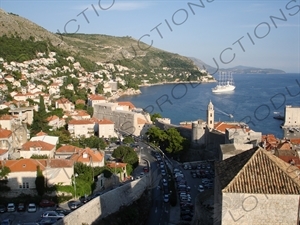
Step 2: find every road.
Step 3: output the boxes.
[135,141,170,225]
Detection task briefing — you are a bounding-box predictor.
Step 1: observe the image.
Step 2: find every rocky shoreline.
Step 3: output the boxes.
[108,79,216,102]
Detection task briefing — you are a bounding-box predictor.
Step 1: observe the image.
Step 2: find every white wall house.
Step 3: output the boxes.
[20,140,56,158]
[69,148,104,167]
[68,119,95,138]
[2,158,74,193]
[98,119,116,138]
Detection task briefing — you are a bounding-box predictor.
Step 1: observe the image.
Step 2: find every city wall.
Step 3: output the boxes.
[54,176,150,225]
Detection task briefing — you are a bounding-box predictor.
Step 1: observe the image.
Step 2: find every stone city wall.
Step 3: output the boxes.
[54,176,150,225]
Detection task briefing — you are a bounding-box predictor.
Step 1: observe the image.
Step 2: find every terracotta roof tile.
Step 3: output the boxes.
[98,119,114,125]
[216,147,300,194]
[69,148,104,163]
[56,145,83,153]
[36,131,48,136]
[0,149,8,155]
[214,122,250,133]
[68,119,94,125]
[88,94,106,101]
[117,101,135,110]
[22,141,55,151]
[0,114,13,120]
[2,158,73,172]
[107,162,127,168]
[0,128,12,138]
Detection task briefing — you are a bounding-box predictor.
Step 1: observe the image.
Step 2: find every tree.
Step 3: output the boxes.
[30,95,50,136]
[165,128,186,154]
[0,166,10,192]
[112,146,139,169]
[35,166,45,196]
[150,113,162,122]
[146,126,167,146]
[122,136,134,145]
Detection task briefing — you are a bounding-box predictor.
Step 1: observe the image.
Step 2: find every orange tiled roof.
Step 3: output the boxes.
[56,145,83,153]
[2,158,73,172]
[36,131,48,136]
[0,128,12,138]
[0,114,13,120]
[46,115,59,122]
[22,141,55,151]
[107,162,127,168]
[75,99,86,105]
[88,94,106,101]
[69,148,104,163]
[3,159,46,172]
[214,122,250,133]
[0,149,8,155]
[99,118,114,125]
[117,101,135,110]
[68,119,94,125]
[56,98,71,104]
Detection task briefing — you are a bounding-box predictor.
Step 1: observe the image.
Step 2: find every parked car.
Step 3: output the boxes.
[69,202,83,210]
[39,199,56,208]
[163,194,169,203]
[0,219,12,225]
[37,218,59,225]
[17,202,26,212]
[7,203,15,212]
[27,203,37,212]
[161,169,166,176]
[55,207,71,215]
[41,211,65,219]
[198,184,204,192]
[0,204,6,213]
[143,167,149,173]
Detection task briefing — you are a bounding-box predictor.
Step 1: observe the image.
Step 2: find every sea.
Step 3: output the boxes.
[118,73,300,138]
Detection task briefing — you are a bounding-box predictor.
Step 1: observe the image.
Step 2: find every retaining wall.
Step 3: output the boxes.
[54,176,150,225]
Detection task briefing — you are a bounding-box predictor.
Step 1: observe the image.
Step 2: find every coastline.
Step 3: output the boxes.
[108,79,216,102]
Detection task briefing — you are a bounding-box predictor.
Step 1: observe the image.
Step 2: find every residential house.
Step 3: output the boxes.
[55,145,83,159]
[98,119,116,138]
[55,98,74,112]
[4,75,14,83]
[87,94,106,107]
[2,158,74,194]
[106,162,127,181]
[213,147,300,225]
[0,128,13,154]
[30,135,59,147]
[0,114,14,130]
[0,149,8,160]
[68,119,95,138]
[46,115,65,129]
[64,110,91,120]
[20,140,56,158]
[69,148,104,167]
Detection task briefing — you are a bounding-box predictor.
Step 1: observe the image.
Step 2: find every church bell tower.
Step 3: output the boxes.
[207,100,214,130]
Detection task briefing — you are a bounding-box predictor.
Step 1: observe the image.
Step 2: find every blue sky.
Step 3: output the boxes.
[1,0,299,73]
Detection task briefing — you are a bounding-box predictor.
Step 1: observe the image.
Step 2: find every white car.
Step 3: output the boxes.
[7,203,15,212]
[163,194,169,203]
[198,185,204,192]
[41,211,65,219]
[27,203,37,212]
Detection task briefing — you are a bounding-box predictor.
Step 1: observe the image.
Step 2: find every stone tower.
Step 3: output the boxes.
[207,100,214,130]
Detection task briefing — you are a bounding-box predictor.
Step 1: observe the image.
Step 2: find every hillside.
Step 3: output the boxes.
[189,57,286,75]
[0,8,204,80]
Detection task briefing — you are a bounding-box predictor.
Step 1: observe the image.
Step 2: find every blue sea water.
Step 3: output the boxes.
[118,74,300,138]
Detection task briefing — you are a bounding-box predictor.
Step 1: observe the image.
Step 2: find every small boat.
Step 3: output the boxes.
[273,112,284,121]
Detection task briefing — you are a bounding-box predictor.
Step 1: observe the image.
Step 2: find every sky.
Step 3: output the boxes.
[0,0,299,73]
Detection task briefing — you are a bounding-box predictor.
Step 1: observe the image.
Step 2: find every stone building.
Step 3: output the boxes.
[213,147,300,225]
[284,105,300,127]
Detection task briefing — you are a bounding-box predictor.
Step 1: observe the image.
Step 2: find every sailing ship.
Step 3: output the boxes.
[212,72,235,93]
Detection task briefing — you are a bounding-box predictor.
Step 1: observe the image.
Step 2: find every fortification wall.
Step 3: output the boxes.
[54,176,150,225]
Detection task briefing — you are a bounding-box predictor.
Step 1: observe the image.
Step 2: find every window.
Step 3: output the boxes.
[20,182,29,189]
